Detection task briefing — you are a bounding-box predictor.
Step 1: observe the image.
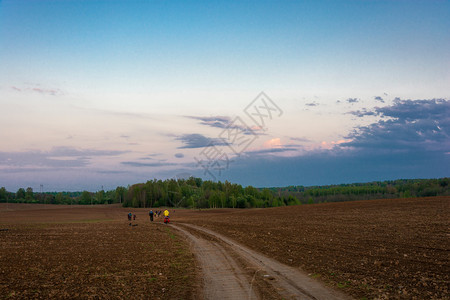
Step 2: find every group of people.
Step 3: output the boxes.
[148,209,170,223]
[127,212,136,225]
[148,209,162,221]
[128,209,170,225]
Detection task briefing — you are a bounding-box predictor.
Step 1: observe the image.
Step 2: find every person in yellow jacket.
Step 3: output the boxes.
[163,209,170,224]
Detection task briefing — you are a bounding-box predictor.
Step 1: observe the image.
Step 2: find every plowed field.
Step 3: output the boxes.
[0,204,196,299]
[1,196,449,299]
[177,197,449,299]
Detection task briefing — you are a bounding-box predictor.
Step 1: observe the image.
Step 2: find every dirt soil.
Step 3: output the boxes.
[173,223,351,300]
[0,204,196,299]
[1,197,449,299]
[175,197,450,300]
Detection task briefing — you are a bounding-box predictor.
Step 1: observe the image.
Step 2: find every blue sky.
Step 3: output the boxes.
[0,1,449,191]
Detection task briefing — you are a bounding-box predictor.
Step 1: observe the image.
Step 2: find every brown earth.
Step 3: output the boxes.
[0,204,197,299]
[175,197,450,299]
[173,222,351,300]
[1,197,449,299]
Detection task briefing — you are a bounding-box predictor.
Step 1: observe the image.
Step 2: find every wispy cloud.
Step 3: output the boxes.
[187,116,232,129]
[374,96,385,103]
[244,146,299,156]
[346,98,359,104]
[96,170,130,174]
[290,137,312,143]
[49,146,126,157]
[187,115,264,135]
[348,108,377,118]
[120,161,176,167]
[176,133,229,149]
[0,147,127,169]
[11,85,63,96]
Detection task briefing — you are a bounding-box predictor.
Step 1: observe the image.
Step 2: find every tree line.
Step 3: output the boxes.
[0,187,126,205]
[0,178,448,208]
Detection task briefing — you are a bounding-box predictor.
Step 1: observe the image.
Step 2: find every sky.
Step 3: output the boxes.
[0,0,449,192]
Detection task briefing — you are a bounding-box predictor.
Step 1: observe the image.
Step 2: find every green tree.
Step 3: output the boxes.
[0,187,7,202]
[25,187,34,201]
[55,192,64,204]
[115,186,126,204]
[80,191,92,205]
[95,190,105,204]
[236,196,247,208]
[16,188,26,201]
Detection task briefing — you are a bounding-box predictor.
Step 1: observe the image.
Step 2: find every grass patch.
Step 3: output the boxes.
[165,227,176,240]
[337,281,351,288]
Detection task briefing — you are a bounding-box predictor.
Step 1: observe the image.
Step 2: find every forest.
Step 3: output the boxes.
[1,177,448,208]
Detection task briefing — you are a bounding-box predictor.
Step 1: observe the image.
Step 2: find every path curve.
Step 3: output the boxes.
[172,223,352,300]
[174,225,258,299]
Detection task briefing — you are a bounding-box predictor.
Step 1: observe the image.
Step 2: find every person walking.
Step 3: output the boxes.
[149,210,154,222]
[163,209,170,224]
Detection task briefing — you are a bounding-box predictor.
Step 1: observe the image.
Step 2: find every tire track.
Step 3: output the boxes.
[173,225,259,300]
[172,223,352,300]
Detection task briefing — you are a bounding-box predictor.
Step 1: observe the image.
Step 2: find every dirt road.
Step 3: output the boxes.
[172,223,351,300]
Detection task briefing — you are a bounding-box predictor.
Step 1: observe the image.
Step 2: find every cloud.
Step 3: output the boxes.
[319,139,351,150]
[342,98,450,153]
[241,138,301,156]
[120,161,176,167]
[187,115,264,135]
[138,154,162,161]
[174,153,184,158]
[263,138,283,149]
[11,86,63,96]
[187,116,232,129]
[348,108,377,118]
[377,98,448,121]
[290,137,312,143]
[223,148,449,187]
[32,87,63,96]
[48,146,126,157]
[139,157,154,160]
[0,147,127,169]
[96,170,130,174]
[346,98,360,104]
[176,133,229,149]
[186,98,449,186]
[374,96,385,103]
[244,146,299,156]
